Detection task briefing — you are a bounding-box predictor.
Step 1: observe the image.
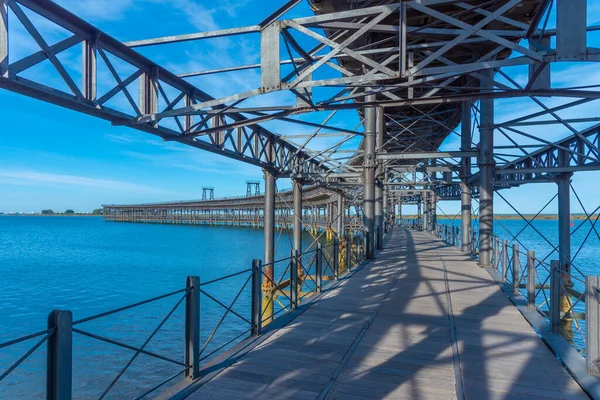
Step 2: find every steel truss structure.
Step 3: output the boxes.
[2,0,600,259]
[5,0,600,394]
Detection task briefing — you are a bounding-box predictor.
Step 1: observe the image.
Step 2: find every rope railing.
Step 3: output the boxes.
[1,231,369,399]
[433,222,595,364]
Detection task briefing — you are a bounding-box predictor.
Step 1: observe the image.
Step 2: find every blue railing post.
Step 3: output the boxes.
[251,260,262,335]
[290,250,299,309]
[316,243,323,293]
[185,276,200,379]
[47,310,73,400]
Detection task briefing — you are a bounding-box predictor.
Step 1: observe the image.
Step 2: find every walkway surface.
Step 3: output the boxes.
[185,227,588,399]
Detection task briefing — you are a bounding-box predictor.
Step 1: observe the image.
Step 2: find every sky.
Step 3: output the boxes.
[1,0,600,215]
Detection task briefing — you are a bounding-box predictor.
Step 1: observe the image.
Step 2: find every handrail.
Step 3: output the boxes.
[431,222,592,358]
[0,232,366,399]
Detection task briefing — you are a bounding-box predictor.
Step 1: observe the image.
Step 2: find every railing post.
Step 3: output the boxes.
[185,276,200,379]
[501,240,508,281]
[527,250,536,308]
[586,275,600,375]
[333,238,339,280]
[251,260,262,335]
[512,244,520,293]
[316,243,323,293]
[345,234,351,275]
[290,250,298,309]
[361,234,366,262]
[550,260,561,334]
[47,310,73,400]
[494,236,499,271]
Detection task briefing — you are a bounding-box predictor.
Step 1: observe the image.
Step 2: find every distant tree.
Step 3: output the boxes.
[41,209,55,215]
[64,209,75,214]
[92,208,103,215]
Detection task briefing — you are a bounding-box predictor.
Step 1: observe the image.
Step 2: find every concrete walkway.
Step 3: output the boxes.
[184,227,588,399]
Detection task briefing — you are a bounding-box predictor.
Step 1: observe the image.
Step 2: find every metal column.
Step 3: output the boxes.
[461,101,472,253]
[557,149,572,331]
[1,0,8,78]
[363,94,376,259]
[293,179,303,253]
[478,69,495,267]
[262,168,276,324]
[383,169,389,233]
[375,107,385,248]
[423,192,429,233]
[336,193,345,237]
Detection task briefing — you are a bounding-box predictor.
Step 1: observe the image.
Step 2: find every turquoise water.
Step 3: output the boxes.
[0,216,320,399]
[1,216,597,398]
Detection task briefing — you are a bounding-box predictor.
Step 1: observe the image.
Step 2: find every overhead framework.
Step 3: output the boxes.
[2,0,600,269]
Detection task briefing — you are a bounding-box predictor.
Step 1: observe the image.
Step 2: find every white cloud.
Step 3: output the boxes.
[0,169,173,195]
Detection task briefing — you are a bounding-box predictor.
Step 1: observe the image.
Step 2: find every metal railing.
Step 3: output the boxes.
[433,223,598,372]
[0,233,366,399]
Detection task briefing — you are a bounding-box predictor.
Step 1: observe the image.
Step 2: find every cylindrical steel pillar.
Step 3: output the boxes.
[557,149,572,331]
[375,107,385,247]
[262,168,276,324]
[0,0,8,79]
[293,179,303,253]
[337,193,345,236]
[363,94,377,259]
[461,101,472,253]
[423,192,429,233]
[478,69,495,267]
[383,169,389,233]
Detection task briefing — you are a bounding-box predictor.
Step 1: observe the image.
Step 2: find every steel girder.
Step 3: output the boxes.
[0,0,329,176]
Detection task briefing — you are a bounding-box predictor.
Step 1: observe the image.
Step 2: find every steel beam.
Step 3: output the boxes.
[461,102,472,253]
[363,94,376,259]
[478,70,495,267]
[378,151,478,160]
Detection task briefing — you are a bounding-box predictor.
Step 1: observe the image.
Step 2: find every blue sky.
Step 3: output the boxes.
[1,0,600,215]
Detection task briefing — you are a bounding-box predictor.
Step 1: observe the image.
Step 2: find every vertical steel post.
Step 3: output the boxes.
[375,107,385,249]
[345,234,351,274]
[363,94,377,259]
[494,236,499,271]
[550,260,561,334]
[290,249,298,309]
[586,275,600,375]
[527,250,536,308]
[422,193,429,233]
[512,244,520,293]
[557,149,572,331]
[262,168,276,324]
[293,179,303,254]
[383,169,389,233]
[461,101,472,253]
[501,240,508,281]
[479,70,495,267]
[82,39,96,101]
[336,193,344,238]
[185,276,200,379]
[398,199,402,226]
[0,0,7,79]
[316,243,323,292]
[47,310,73,400]
[251,260,262,335]
[333,237,339,281]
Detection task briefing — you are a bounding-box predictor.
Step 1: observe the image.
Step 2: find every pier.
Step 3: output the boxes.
[2,0,600,399]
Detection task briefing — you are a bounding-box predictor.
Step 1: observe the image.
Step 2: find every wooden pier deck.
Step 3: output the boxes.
[181,227,588,399]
